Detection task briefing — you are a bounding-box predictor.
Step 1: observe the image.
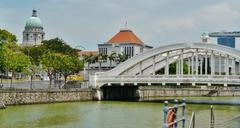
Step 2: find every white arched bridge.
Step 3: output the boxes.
[90,42,240,88]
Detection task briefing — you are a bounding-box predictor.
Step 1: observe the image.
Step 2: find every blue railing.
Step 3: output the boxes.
[162,99,186,128]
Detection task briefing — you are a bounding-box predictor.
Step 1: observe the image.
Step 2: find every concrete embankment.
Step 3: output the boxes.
[138,86,240,101]
[100,86,240,101]
[0,89,95,105]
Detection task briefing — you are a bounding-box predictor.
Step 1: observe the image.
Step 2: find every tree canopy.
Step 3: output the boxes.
[42,38,78,56]
[0,29,17,43]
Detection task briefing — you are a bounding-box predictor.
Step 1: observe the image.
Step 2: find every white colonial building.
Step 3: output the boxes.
[90,28,153,69]
[22,10,45,46]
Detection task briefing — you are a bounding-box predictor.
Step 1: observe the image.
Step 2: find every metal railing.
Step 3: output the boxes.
[162,99,186,128]
[188,112,195,128]
[94,75,240,86]
[210,105,214,128]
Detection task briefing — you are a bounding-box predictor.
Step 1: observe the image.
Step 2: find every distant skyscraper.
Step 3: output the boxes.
[22,10,45,46]
[208,31,240,48]
[217,37,235,48]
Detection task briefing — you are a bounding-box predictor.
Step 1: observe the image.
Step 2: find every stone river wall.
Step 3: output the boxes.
[138,87,240,99]
[0,89,94,105]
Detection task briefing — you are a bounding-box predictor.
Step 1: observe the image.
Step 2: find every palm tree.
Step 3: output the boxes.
[108,52,117,69]
[98,53,108,71]
[118,53,128,64]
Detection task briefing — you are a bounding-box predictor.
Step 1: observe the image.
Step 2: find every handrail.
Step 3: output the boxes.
[162,99,186,128]
[210,105,214,128]
[188,112,195,128]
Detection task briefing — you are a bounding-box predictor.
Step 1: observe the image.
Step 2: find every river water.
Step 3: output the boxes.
[0,97,239,128]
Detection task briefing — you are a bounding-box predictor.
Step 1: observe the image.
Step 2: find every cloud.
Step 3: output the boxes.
[1,0,240,49]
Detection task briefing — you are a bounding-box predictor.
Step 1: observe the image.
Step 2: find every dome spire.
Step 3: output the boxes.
[32,9,37,17]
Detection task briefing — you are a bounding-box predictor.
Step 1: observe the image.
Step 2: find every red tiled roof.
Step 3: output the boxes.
[78,51,97,56]
[107,29,144,45]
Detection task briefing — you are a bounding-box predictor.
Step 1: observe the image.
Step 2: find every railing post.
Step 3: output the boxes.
[182,98,186,128]
[162,101,169,128]
[174,99,178,128]
[210,105,214,128]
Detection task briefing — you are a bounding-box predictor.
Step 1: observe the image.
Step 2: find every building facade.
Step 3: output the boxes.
[208,31,240,48]
[22,10,45,46]
[90,29,152,69]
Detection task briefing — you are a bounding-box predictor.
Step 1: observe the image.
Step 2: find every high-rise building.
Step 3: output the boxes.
[22,10,45,46]
[208,31,240,48]
[217,37,235,48]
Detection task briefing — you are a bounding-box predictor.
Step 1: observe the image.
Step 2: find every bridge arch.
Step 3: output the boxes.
[91,43,240,88]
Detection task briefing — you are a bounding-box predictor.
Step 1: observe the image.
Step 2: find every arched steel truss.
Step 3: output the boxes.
[91,43,240,87]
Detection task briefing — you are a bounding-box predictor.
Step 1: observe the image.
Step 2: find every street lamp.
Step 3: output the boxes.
[75,45,87,81]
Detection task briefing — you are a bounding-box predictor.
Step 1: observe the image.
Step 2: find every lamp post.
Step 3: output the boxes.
[75,45,87,80]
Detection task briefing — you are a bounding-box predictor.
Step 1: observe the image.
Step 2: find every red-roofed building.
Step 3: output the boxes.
[95,28,152,68]
[107,29,144,45]
[78,51,97,56]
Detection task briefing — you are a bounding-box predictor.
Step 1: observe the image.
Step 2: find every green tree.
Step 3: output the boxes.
[82,54,94,78]
[42,38,77,56]
[40,52,60,88]
[108,52,117,69]
[97,53,107,71]
[26,64,42,89]
[0,29,17,43]
[118,53,128,64]
[0,42,5,86]
[156,62,189,75]
[58,55,83,87]
[22,45,45,65]
[4,49,31,87]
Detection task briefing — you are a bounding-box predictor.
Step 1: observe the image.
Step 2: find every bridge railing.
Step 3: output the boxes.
[162,99,186,128]
[96,75,240,84]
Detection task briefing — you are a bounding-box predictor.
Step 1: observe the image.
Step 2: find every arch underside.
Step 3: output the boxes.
[94,43,240,87]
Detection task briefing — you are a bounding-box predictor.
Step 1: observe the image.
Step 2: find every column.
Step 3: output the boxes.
[239,60,240,75]
[165,52,169,76]
[211,51,215,76]
[205,53,208,75]
[191,53,194,75]
[195,49,198,76]
[178,59,181,75]
[219,54,221,75]
[139,61,142,75]
[225,55,229,76]
[188,57,190,75]
[180,50,184,76]
[176,59,178,76]
[200,56,203,75]
[232,59,236,75]
[152,56,156,75]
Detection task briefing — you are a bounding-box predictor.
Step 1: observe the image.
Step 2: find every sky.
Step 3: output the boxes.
[1,0,240,50]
